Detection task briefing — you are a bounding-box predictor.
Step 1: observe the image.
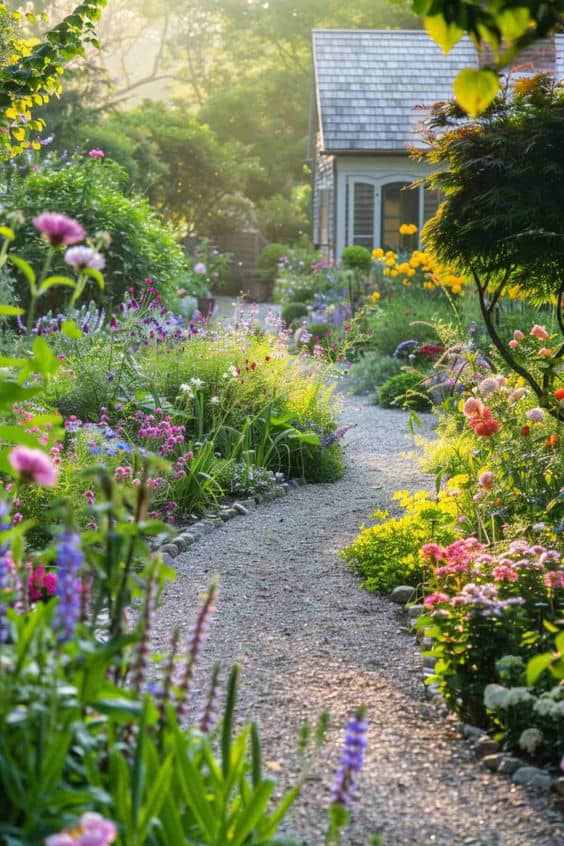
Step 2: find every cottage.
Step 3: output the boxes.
[310,29,563,259]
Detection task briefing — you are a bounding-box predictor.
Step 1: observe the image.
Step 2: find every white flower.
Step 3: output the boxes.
[534,698,556,718]
[209,396,220,405]
[190,377,204,389]
[504,687,535,707]
[64,246,105,271]
[179,383,194,397]
[519,728,544,754]
[484,684,509,710]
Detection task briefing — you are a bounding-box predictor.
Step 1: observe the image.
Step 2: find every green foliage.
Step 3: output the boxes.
[281,301,309,327]
[341,490,459,592]
[341,246,372,274]
[6,158,190,308]
[0,1,106,160]
[347,353,402,394]
[256,188,310,243]
[378,371,432,411]
[258,243,289,274]
[363,289,446,356]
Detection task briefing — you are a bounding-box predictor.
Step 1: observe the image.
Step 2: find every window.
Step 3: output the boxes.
[352,182,375,250]
[381,182,419,251]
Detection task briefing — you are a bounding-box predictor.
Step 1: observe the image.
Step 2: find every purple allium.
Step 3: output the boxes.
[53,531,83,642]
[194,262,207,275]
[33,212,85,247]
[64,246,105,272]
[331,707,368,808]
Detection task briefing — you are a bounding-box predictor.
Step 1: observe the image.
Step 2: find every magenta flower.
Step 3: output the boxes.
[64,246,105,271]
[33,212,85,247]
[88,149,105,158]
[9,446,58,487]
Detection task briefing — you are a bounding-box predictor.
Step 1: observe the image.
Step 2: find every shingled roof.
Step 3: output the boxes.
[312,29,479,153]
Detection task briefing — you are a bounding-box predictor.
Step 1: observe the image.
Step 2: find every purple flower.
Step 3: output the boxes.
[53,532,83,642]
[194,262,207,275]
[331,708,368,808]
[33,213,85,247]
[64,246,105,272]
[9,446,58,487]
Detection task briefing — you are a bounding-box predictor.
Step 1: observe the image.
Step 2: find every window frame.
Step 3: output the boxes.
[346,173,424,252]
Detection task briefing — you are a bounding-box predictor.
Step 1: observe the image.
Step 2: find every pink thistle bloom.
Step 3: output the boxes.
[9,446,58,487]
[508,387,528,405]
[194,262,207,275]
[526,407,545,423]
[530,324,549,340]
[478,377,500,396]
[88,149,105,158]
[33,212,85,247]
[513,330,525,341]
[64,246,105,272]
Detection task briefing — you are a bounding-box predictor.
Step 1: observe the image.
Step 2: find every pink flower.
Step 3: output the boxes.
[424,592,450,608]
[508,387,528,405]
[462,397,484,418]
[513,330,525,341]
[526,407,545,423]
[421,543,445,562]
[492,564,518,582]
[33,212,85,247]
[9,446,58,487]
[544,570,564,589]
[530,324,549,340]
[88,149,105,158]
[194,262,207,275]
[64,246,105,272]
[508,339,519,350]
[47,813,116,846]
[478,471,494,490]
[478,377,500,396]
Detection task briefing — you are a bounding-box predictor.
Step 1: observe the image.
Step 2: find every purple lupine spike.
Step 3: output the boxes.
[53,531,83,642]
[331,707,368,808]
[176,582,217,721]
[199,662,221,733]
[0,501,11,644]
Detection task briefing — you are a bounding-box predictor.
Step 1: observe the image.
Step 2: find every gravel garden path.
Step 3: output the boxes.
[153,393,563,846]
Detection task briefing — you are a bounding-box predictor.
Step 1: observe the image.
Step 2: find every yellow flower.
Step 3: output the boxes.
[385,257,396,267]
[370,291,381,303]
[372,248,384,259]
[399,223,418,236]
[390,269,399,277]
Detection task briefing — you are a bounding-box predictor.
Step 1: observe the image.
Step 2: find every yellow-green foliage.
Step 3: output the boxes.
[341,488,460,593]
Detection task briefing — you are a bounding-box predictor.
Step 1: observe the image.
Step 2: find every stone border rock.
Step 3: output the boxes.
[392,588,563,804]
[153,480,296,566]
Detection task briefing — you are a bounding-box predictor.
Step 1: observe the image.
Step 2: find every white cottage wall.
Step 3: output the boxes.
[334,155,434,258]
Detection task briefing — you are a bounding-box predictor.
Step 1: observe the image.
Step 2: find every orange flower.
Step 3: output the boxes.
[545,434,559,448]
[555,388,564,401]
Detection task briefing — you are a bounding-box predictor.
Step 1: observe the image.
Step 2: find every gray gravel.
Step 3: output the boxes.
[153,394,563,846]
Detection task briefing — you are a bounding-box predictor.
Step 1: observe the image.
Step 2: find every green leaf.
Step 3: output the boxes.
[0,226,15,241]
[526,652,555,685]
[0,305,24,316]
[31,337,59,378]
[424,15,464,54]
[38,275,76,294]
[83,267,105,290]
[61,320,83,339]
[8,255,36,291]
[498,8,531,41]
[454,68,500,117]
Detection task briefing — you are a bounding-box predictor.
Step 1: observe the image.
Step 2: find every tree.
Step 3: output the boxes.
[0,1,106,160]
[420,73,564,416]
[411,0,564,114]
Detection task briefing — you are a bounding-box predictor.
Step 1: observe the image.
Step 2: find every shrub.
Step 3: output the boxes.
[258,242,289,275]
[6,158,190,309]
[281,301,309,326]
[341,489,459,592]
[378,371,432,411]
[347,353,402,394]
[341,245,372,274]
